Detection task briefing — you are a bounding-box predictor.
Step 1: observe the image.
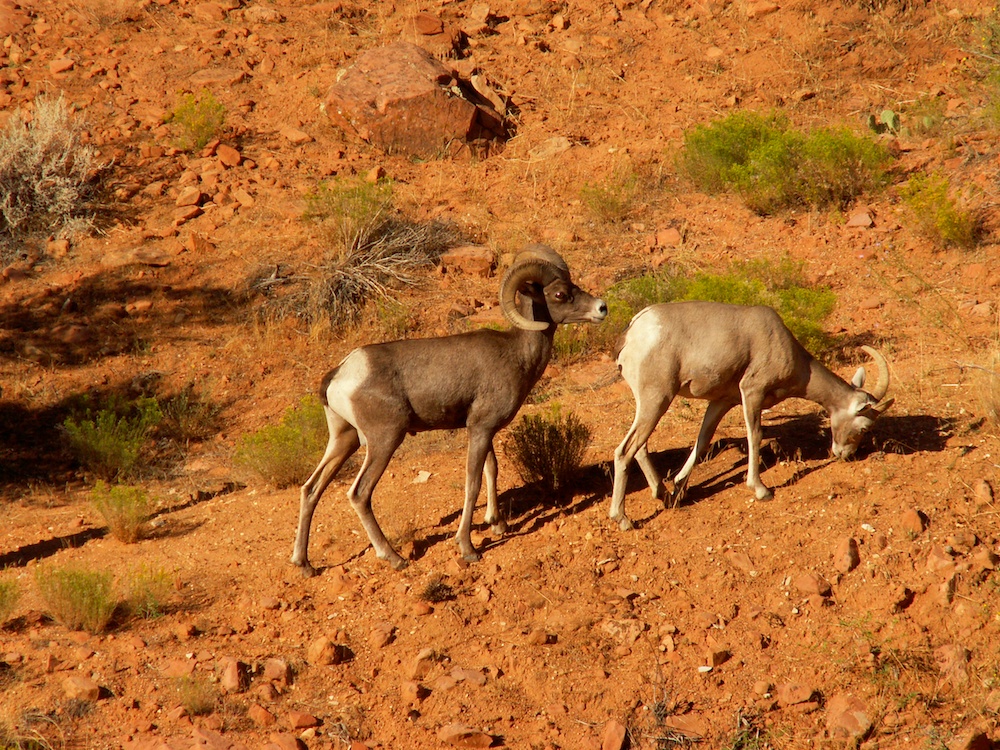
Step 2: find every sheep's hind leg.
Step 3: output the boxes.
[348,431,409,569]
[669,399,736,507]
[455,430,494,562]
[291,416,360,576]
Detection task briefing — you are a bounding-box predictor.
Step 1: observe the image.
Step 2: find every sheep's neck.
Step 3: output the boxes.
[803,357,855,411]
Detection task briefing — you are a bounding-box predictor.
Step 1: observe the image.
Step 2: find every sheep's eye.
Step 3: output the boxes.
[554,291,568,301]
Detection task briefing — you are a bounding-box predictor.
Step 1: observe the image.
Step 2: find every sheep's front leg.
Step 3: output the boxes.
[455,430,493,562]
[670,399,736,507]
[739,389,773,501]
[481,445,506,535]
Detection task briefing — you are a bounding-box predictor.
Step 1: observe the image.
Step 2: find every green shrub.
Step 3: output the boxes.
[0,94,101,262]
[504,408,592,497]
[63,395,163,480]
[580,167,642,223]
[160,385,221,443]
[901,172,978,249]
[124,566,172,619]
[0,578,20,624]
[304,177,395,249]
[35,567,117,634]
[681,111,891,214]
[234,396,329,487]
[91,481,152,543]
[168,90,226,151]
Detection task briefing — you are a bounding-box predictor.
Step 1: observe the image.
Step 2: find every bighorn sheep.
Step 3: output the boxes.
[610,301,893,530]
[292,245,608,574]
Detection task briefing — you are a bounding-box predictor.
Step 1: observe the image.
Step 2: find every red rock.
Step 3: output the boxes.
[62,675,101,701]
[746,1,780,18]
[793,571,831,597]
[286,711,319,730]
[249,704,276,726]
[266,734,306,750]
[601,720,627,750]
[401,680,428,705]
[216,144,241,167]
[162,658,196,678]
[175,186,204,207]
[441,245,495,277]
[307,636,345,666]
[369,621,395,648]
[450,667,488,686]
[777,683,814,706]
[263,658,291,683]
[50,58,75,74]
[834,537,860,573]
[413,12,444,35]
[437,724,493,747]
[324,41,506,158]
[219,658,247,693]
[826,694,871,739]
[662,714,707,739]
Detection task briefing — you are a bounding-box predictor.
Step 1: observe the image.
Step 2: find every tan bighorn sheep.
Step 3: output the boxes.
[292,245,608,574]
[610,301,893,531]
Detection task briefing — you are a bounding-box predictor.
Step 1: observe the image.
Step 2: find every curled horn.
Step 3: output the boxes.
[499,246,569,331]
[860,345,890,401]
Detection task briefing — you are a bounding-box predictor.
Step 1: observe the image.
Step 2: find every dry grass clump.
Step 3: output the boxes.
[34,566,117,634]
[91,481,153,543]
[0,95,101,263]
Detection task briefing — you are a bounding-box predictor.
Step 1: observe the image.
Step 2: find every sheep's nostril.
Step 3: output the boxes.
[597,300,609,318]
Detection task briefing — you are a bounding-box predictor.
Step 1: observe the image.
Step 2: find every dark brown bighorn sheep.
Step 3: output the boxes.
[292,245,608,574]
[610,301,893,531]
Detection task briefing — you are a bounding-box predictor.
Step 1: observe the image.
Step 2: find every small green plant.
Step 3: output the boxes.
[681,111,891,214]
[174,676,217,716]
[0,94,101,262]
[124,566,173,619]
[91,481,152,543]
[234,396,329,487]
[63,395,163,480]
[0,578,21,625]
[905,96,946,136]
[580,166,642,223]
[168,90,226,151]
[160,385,221,443]
[34,567,117,634]
[901,172,978,248]
[504,407,592,497]
[866,108,901,135]
[304,177,395,249]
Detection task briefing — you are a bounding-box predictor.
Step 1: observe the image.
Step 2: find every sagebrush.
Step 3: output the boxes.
[504,408,592,497]
[63,395,163,480]
[35,567,117,634]
[168,90,226,151]
[234,396,329,487]
[0,94,101,262]
[91,481,152,543]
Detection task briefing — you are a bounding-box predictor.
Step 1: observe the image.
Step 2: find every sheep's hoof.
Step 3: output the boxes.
[296,562,318,578]
[650,481,666,502]
[462,550,482,563]
[616,516,634,532]
[754,486,774,502]
[389,556,410,571]
[489,519,508,536]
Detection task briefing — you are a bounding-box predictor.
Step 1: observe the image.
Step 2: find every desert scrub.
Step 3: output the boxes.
[62,395,163,480]
[262,177,462,329]
[0,94,101,262]
[681,111,892,214]
[234,395,328,487]
[0,578,20,624]
[35,566,117,633]
[504,407,591,497]
[160,384,221,443]
[174,676,217,716]
[901,172,978,248]
[580,165,643,223]
[168,90,226,151]
[124,566,173,619]
[91,481,152,543]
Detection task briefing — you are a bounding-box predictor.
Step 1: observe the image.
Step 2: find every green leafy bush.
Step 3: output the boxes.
[901,172,978,249]
[91,481,152,543]
[0,94,101,262]
[504,408,592,497]
[0,578,20,624]
[168,90,226,151]
[63,395,163,480]
[234,396,329,487]
[35,567,117,634]
[681,111,891,214]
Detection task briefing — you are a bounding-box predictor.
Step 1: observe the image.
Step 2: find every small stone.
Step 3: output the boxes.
[409,648,438,680]
[263,658,291,684]
[280,127,313,144]
[369,621,395,648]
[401,680,428,705]
[746,1,779,18]
[846,209,874,228]
[437,724,493,748]
[834,537,860,573]
[365,165,385,183]
[654,227,683,248]
[974,479,994,504]
[266,734,306,750]
[935,644,970,687]
[441,245,495,277]
[900,508,927,535]
[777,683,814,706]
[216,144,241,167]
[162,658,196,678]
[219,658,247,693]
[307,636,345,666]
[50,57,75,74]
[286,711,320,730]
[175,186,204,207]
[793,571,831,597]
[62,675,101,701]
[248,704,276,727]
[413,12,444,34]
[601,720,627,750]
[451,667,488,686]
[826,694,871,739]
[412,600,434,616]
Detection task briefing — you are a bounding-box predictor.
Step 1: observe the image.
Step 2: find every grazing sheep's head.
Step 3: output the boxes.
[831,346,893,459]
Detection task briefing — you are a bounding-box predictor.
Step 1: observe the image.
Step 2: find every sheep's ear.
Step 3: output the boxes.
[851,366,866,389]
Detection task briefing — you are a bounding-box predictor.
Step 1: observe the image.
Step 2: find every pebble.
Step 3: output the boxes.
[249,704,276,727]
[437,723,493,748]
[307,636,345,666]
[62,674,101,701]
[600,720,627,750]
[793,571,831,597]
[826,694,871,739]
[834,537,860,573]
[286,711,319,730]
[900,507,927,535]
[263,658,291,684]
[776,683,814,706]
